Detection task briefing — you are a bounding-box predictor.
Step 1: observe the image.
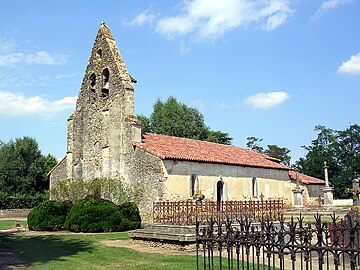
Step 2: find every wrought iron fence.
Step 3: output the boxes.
[153,199,284,225]
[195,213,360,270]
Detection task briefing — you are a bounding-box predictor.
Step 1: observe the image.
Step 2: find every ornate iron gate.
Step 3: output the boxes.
[196,214,360,270]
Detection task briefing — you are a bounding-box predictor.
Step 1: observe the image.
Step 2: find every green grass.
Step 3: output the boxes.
[0,219,27,230]
[0,231,198,270]
[0,230,272,270]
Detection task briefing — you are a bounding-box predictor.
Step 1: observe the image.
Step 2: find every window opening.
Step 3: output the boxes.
[190,174,197,197]
[101,68,110,97]
[97,49,102,58]
[217,181,223,202]
[252,177,258,198]
[89,73,96,91]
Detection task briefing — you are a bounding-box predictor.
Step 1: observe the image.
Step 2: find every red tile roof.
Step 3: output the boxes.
[134,133,289,170]
[289,170,325,185]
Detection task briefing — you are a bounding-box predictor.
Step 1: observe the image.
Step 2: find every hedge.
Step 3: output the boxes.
[0,192,47,209]
[64,198,129,232]
[27,200,70,231]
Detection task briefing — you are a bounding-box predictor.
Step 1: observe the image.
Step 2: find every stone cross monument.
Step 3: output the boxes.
[293,167,303,208]
[346,178,360,207]
[322,161,334,207]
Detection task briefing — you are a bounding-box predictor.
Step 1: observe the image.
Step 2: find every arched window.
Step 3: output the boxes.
[89,73,96,90]
[101,68,110,97]
[97,49,102,59]
[216,180,223,202]
[252,177,258,198]
[189,174,197,197]
[89,73,96,103]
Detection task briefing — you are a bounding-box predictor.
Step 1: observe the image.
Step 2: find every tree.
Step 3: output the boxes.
[246,137,291,166]
[264,145,291,166]
[0,137,57,195]
[246,137,264,153]
[138,96,232,145]
[296,124,360,199]
[206,130,232,145]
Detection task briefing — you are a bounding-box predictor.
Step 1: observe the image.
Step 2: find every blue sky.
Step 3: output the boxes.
[0,0,359,163]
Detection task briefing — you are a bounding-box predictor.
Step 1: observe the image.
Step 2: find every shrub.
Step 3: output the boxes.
[64,198,128,232]
[0,193,47,209]
[27,200,70,231]
[119,202,141,230]
[0,192,9,209]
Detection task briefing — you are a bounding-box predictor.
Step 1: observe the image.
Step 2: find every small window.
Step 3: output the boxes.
[101,68,110,97]
[89,73,96,91]
[97,49,102,58]
[252,177,258,198]
[189,174,197,197]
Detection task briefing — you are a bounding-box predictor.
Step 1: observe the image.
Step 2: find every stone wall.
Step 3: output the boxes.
[49,157,67,188]
[0,209,31,218]
[126,148,165,223]
[50,22,137,186]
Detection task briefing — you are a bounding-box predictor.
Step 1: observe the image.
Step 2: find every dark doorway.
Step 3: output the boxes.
[217,181,223,202]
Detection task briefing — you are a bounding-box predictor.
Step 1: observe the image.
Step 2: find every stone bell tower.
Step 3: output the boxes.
[66,21,140,180]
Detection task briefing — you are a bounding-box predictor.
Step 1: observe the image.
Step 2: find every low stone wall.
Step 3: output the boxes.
[0,209,31,219]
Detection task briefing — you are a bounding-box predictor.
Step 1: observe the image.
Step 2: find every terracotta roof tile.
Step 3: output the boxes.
[134,133,289,170]
[289,170,326,185]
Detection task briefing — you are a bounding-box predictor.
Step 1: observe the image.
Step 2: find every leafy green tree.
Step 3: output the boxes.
[264,145,291,166]
[296,124,360,199]
[137,114,151,133]
[0,137,57,195]
[246,137,291,166]
[206,130,232,145]
[246,137,264,153]
[138,96,232,145]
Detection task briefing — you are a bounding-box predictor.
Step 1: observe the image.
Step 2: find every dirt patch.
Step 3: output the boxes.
[101,239,196,256]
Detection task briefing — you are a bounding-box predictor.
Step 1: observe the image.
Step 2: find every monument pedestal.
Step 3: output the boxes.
[293,189,303,208]
[322,186,334,207]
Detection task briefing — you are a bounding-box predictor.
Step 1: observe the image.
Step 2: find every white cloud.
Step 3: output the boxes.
[0,51,67,66]
[313,0,352,19]
[124,11,156,26]
[189,98,206,110]
[154,0,293,40]
[337,53,360,75]
[244,91,290,109]
[0,91,76,117]
[0,39,16,53]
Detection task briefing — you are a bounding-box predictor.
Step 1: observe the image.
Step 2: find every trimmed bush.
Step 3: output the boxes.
[64,198,128,232]
[27,200,69,231]
[119,202,141,230]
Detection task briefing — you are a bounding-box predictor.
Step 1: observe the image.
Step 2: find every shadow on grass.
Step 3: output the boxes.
[0,232,93,267]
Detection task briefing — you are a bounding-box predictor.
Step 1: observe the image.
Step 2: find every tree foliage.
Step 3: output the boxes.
[296,124,360,199]
[0,137,57,196]
[246,137,264,153]
[246,137,291,166]
[138,96,232,145]
[265,145,291,167]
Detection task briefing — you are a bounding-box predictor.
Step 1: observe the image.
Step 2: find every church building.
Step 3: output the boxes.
[49,22,325,221]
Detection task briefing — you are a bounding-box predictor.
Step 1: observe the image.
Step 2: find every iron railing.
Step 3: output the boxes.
[153,199,284,225]
[195,213,360,270]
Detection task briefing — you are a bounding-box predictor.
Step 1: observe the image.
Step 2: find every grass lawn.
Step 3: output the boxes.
[0,230,271,270]
[0,219,27,230]
[0,230,199,270]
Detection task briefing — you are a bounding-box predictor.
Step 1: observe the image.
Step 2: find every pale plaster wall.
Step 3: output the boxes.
[161,160,295,205]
